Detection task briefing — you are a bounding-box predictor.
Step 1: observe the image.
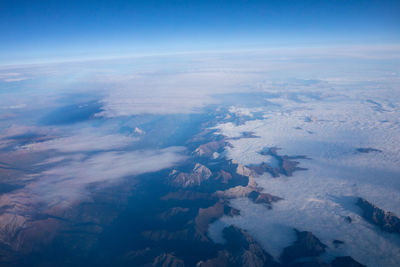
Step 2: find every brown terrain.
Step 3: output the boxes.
[280,229,327,265]
[0,110,366,267]
[251,147,308,177]
[356,197,400,234]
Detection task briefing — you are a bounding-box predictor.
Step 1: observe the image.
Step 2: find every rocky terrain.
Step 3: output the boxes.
[356,197,400,234]
[170,163,213,188]
[197,225,279,267]
[152,253,185,267]
[280,229,327,265]
[0,107,377,267]
[249,147,308,177]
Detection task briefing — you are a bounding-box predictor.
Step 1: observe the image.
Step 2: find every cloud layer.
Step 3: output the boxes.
[0,146,186,212]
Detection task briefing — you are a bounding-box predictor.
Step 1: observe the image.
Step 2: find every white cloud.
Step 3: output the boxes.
[0,72,29,82]
[43,147,185,186]
[209,87,400,266]
[21,128,137,152]
[0,146,186,210]
[95,70,258,117]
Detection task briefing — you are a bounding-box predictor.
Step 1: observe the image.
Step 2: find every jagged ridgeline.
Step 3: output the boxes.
[1,108,369,267]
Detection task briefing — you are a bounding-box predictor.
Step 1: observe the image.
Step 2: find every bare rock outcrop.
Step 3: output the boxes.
[247,191,283,207]
[152,253,185,267]
[170,164,212,188]
[356,197,400,234]
[280,229,327,265]
[195,201,239,236]
[194,140,227,158]
[222,225,277,267]
[199,225,278,267]
[249,147,308,177]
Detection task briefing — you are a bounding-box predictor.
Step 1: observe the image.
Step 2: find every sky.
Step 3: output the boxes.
[1,0,400,64]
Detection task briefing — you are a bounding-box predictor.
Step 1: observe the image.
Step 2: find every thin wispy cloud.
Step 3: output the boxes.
[0,72,30,82]
[21,128,138,152]
[96,69,260,117]
[0,146,186,214]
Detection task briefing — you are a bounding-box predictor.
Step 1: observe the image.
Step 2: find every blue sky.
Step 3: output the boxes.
[1,0,399,64]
